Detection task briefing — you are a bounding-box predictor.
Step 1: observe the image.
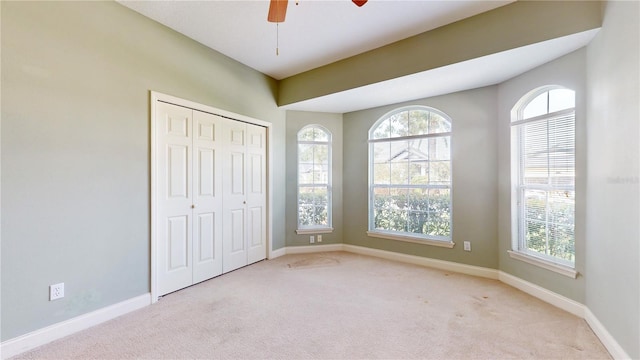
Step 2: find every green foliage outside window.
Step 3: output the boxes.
[369,106,453,241]
[523,192,575,262]
[513,87,576,265]
[298,191,328,227]
[298,125,331,229]
[373,191,450,238]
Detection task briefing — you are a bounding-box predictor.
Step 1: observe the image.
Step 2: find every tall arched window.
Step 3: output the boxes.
[511,86,576,268]
[297,125,332,232]
[368,106,452,244]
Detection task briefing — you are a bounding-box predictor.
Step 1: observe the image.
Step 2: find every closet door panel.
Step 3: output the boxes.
[197,149,214,196]
[247,124,267,264]
[192,111,223,283]
[168,146,189,198]
[248,207,263,248]
[167,215,189,270]
[196,213,215,260]
[231,152,245,195]
[156,102,194,296]
[231,209,245,252]
[223,120,249,272]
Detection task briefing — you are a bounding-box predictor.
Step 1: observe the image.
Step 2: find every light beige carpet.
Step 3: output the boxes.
[12,252,610,359]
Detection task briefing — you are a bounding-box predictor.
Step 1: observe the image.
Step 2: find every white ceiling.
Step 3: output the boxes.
[118,0,597,113]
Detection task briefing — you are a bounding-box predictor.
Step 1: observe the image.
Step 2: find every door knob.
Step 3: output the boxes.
[191,204,196,209]
[243,201,247,204]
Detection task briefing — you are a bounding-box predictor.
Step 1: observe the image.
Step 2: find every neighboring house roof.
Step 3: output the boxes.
[388,146,429,162]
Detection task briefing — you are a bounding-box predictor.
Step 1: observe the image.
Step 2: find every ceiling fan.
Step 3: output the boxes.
[268,0,368,23]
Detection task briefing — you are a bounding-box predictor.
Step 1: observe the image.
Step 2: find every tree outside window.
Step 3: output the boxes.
[297,125,332,230]
[368,107,452,242]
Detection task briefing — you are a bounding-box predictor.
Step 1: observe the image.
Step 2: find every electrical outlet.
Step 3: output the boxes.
[317,235,322,242]
[50,283,64,301]
[310,235,315,244]
[463,241,471,252]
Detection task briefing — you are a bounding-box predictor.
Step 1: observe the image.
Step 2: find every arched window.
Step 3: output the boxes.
[368,106,452,243]
[511,86,576,267]
[297,125,332,231]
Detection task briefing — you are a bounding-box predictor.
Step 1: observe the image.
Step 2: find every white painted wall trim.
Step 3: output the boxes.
[296,228,334,235]
[507,250,578,278]
[366,231,455,248]
[584,308,631,360]
[268,247,287,259]
[342,244,498,279]
[285,244,344,255]
[0,293,151,360]
[273,244,497,279]
[498,271,585,317]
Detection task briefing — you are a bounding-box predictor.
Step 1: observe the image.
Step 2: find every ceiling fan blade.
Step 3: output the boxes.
[352,0,367,7]
[268,0,288,23]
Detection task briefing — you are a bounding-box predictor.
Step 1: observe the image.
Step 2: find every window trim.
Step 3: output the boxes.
[296,124,333,232]
[367,231,455,248]
[507,251,578,278]
[296,228,334,235]
[367,106,453,244]
[510,86,576,270]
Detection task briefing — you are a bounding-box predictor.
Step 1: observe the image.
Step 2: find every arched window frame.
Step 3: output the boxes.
[296,125,333,233]
[509,85,577,275]
[366,106,453,247]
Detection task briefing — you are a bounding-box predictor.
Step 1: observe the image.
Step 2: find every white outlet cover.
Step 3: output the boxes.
[50,283,65,301]
[463,241,471,251]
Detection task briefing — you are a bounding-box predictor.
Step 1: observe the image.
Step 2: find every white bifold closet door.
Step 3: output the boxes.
[222,120,267,273]
[156,102,223,295]
[156,101,266,296]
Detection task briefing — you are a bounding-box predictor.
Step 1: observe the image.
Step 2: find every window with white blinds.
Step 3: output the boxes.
[297,125,332,231]
[511,87,576,267]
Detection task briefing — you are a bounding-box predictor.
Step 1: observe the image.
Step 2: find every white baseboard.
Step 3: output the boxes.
[284,243,343,254]
[342,244,500,280]
[498,271,585,318]
[268,247,287,259]
[584,308,631,360]
[281,243,499,280]
[0,293,151,360]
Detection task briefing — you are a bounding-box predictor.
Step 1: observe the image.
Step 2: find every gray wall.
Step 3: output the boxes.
[1,1,286,341]
[285,111,343,246]
[342,87,499,269]
[497,49,587,302]
[585,1,640,358]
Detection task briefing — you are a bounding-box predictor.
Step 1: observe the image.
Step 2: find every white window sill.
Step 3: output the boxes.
[296,228,334,235]
[366,231,455,248]
[507,250,578,279]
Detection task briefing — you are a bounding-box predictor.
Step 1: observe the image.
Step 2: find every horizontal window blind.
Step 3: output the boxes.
[520,113,575,188]
[512,88,576,266]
